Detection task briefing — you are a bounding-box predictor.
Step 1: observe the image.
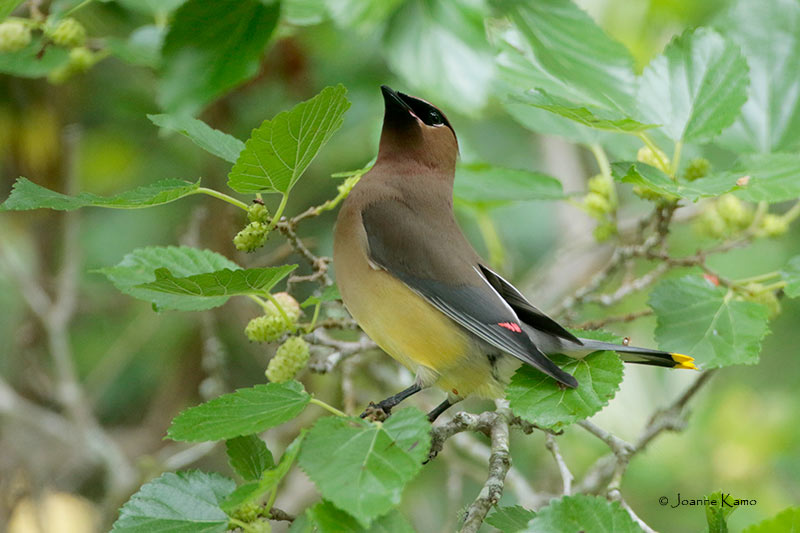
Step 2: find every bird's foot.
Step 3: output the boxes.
[360,401,391,422]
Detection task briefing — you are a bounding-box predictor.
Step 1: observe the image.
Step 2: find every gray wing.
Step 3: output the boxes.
[361,200,578,388]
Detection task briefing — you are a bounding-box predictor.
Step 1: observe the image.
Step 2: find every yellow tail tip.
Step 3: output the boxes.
[671,352,699,370]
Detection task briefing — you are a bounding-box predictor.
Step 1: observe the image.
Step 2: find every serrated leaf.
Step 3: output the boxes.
[780,256,800,298]
[149,114,245,163]
[454,163,565,207]
[715,0,800,153]
[726,153,800,203]
[638,28,749,143]
[301,284,341,308]
[383,0,493,114]
[307,501,415,533]
[222,431,306,513]
[298,408,431,528]
[649,275,770,368]
[506,330,624,430]
[226,435,274,481]
[158,0,280,115]
[228,85,351,194]
[168,381,311,442]
[0,178,201,212]
[705,490,739,533]
[612,162,740,201]
[742,507,800,533]
[107,25,165,69]
[110,471,235,533]
[96,246,240,311]
[133,265,297,308]
[486,505,536,533]
[524,494,641,533]
[513,89,655,133]
[502,0,637,115]
[0,37,69,78]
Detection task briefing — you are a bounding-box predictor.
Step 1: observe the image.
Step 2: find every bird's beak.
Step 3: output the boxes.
[381,85,413,116]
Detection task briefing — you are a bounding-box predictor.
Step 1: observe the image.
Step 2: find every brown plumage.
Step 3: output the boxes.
[333,86,695,421]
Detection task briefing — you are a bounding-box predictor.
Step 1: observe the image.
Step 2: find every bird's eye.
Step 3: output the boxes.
[427,109,443,126]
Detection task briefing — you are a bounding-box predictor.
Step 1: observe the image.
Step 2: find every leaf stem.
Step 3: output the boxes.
[195,187,249,211]
[266,193,289,232]
[248,294,272,312]
[305,302,321,334]
[736,271,781,284]
[63,0,96,17]
[670,141,683,178]
[782,200,800,223]
[589,142,617,207]
[309,397,347,417]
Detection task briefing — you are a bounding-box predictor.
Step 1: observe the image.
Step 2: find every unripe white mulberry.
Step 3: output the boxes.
[245,315,289,343]
[265,336,310,383]
[265,292,301,323]
[234,221,268,252]
[0,21,31,53]
[716,194,753,230]
[247,203,269,224]
[684,158,711,181]
[760,214,788,237]
[637,146,668,169]
[48,18,86,48]
[583,192,612,218]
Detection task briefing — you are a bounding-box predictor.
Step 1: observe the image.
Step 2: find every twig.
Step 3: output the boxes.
[459,414,511,533]
[268,507,295,522]
[545,434,573,495]
[576,309,653,330]
[307,329,376,373]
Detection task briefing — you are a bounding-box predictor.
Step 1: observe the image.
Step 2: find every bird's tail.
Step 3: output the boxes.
[577,339,698,370]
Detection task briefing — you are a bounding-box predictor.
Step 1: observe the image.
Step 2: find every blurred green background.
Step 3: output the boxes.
[1,0,798,531]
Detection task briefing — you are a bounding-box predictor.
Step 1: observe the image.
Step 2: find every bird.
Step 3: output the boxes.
[333,85,697,422]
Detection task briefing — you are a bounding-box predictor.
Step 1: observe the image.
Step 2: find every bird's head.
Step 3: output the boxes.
[377,85,458,172]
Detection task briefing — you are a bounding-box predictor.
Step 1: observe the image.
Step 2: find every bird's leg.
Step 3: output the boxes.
[426,397,459,422]
[360,383,422,421]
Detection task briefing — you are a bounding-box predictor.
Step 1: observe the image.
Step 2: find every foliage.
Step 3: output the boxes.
[2,0,800,531]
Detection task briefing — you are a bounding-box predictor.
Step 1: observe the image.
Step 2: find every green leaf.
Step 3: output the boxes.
[506,330,624,430]
[226,435,274,481]
[742,507,800,533]
[780,256,800,298]
[454,163,565,208]
[0,37,69,78]
[524,494,641,533]
[148,114,245,163]
[705,490,739,533]
[306,501,415,533]
[715,0,800,153]
[168,381,311,442]
[513,89,655,133]
[0,0,25,20]
[132,264,297,309]
[95,246,240,311]
[110,471,235,533]
[502,0,637,114]
[486,505,536,533]
[227,84,351,194]
[638,28,750,143]
[727,153,800,203]
[649,275,771,369]
[0,178,200,212]
[107,25,165,69]
[298,408,431,527]
[383,0,493,114]
[326,0,401,33]
[301,284,341,308]
[611,162,740,201]
[222,431,305,513]
[158,0,280,115]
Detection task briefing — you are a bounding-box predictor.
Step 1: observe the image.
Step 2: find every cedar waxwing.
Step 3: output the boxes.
[333,86,696,421]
